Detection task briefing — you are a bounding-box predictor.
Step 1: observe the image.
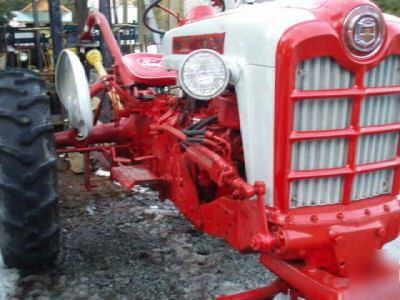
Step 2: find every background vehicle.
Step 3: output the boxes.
[1,0,400,299]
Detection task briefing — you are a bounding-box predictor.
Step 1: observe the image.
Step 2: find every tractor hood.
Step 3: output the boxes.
[162,1,317,70]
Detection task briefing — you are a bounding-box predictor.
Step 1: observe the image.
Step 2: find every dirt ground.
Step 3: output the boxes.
[8,169,275,300]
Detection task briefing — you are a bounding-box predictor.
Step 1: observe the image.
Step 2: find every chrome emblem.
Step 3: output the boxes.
[355,17,377,48]
[344,5,386,59]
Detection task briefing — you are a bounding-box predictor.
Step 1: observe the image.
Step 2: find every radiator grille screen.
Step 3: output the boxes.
[352,169,394,201]
[365,56,400,87]
[291,177,344,207]
[289,55,400,208]
[292,138,348,170]
[360,94,400,126]
[357,133,399,165]
[297,57,355,90]
[294,98,353,131]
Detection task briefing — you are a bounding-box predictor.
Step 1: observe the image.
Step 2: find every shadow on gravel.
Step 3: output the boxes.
[8,170,275,300]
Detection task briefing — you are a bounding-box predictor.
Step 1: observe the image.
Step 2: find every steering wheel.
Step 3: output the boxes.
[144,0,226,36]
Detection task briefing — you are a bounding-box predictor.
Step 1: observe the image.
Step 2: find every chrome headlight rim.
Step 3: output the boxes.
[179,49,230,101]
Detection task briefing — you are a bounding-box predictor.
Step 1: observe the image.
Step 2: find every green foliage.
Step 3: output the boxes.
[0,0,30,22]
[374,0,400,15]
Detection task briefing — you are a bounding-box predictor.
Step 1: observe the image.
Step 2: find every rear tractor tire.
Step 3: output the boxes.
[0,69,59,269]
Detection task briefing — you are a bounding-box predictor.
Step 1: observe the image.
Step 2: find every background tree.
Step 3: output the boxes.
[0,0,32,22]
[0,1,399,24]
[375,0,400,15]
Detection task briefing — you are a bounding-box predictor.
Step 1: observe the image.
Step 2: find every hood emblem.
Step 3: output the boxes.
[344,5,385,59]
[355,17,377,47]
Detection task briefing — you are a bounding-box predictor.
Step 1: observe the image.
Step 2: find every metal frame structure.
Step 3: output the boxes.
[48,0,63,66]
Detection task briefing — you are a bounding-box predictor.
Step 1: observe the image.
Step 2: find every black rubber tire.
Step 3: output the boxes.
[0,69,59,269]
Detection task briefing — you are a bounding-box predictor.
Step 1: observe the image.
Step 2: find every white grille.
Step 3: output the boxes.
[357,132,399,165]
[292,138,348,170]
[294,98,353,131]
[290,56,399,208]
[360,94,400,127]
[290,176,345,207]
[352,169,394,201]
[296,57,355,90]
[365,56,400,87]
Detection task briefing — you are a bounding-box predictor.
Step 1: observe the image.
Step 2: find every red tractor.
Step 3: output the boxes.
[1,0,400,299]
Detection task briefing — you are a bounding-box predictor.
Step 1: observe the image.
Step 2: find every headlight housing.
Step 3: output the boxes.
[19,51,29,62]
[179,49,229,100]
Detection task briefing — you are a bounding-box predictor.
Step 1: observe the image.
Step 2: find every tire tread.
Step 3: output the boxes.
[0,69,59,270]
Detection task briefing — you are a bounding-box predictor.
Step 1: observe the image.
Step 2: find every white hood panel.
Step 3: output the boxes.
[162,3,315,204]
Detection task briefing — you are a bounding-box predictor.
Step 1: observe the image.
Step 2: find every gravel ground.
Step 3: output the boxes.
[4,170,275,300]
[2,169,399,300]
[0,257,19,300]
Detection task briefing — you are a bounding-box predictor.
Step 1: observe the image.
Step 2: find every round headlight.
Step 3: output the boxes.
[343,5,386,59]
[19,51,29,62]
[179,49,229,100]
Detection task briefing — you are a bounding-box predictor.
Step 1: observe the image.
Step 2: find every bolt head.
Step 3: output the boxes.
[334,235,344,245]
[285,216,292,224]
[384,204,390,212]
[376,228,386,238]
[250,236,261,251]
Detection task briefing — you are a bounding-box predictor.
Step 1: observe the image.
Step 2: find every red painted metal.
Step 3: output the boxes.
[270,1,400,297]
[218,279,288,300]
[55,2,400,298]
[274,0,400,211]
[56,117,136,148]
[217,94,240,129]
[120,53,177,86]
[173,33,226,54]
[81,11,123,68]
[185,5,217,24]
[111,165,158,190]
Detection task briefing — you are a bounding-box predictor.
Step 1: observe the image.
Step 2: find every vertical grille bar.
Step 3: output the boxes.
[357,133,399,165]
[291,57,354,207]
[365,56,400,87]
[290,55,400,208]
[361,94,400,126]
[352,169,394,200]
[291,177,345,207]
[297,57,355,90]
[294,98,353,131]
[292,138,349,170]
